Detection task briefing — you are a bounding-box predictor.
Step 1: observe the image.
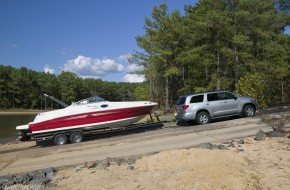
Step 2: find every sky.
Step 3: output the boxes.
[0,0,196,83]
[0,0,289,83]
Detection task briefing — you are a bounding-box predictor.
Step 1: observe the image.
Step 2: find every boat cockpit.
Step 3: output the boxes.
[73,96,106,106]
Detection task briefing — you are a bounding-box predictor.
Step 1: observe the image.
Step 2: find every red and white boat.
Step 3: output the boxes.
[16,96,158,145]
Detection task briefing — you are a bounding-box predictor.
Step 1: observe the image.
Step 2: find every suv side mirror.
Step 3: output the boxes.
[234,95,238,100]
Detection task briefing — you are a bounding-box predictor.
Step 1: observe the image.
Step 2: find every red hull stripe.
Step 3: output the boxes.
[29,105,154,132]
[31,115,144,134]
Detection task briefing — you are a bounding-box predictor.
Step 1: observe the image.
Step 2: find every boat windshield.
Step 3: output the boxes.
[73,96,106,105]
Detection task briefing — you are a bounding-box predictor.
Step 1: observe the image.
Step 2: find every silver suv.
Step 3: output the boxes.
[175,91,258,125]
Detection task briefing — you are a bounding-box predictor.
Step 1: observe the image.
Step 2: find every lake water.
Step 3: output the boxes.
[0,114,37,138]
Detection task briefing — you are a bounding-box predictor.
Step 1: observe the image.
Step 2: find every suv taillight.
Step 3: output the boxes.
[181,105,189,110]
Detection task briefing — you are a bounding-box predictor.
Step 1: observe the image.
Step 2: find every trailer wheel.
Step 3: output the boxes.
[54,134,68,145]
[70,131,83,143]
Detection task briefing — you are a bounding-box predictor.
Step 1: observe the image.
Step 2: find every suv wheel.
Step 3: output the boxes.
[196,112,210,125]
[243,105,255,117]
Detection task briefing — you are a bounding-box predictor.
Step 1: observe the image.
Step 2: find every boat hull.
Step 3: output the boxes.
[29,105,155,134]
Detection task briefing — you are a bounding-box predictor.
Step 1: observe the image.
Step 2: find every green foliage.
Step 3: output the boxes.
[132,0,290,109]
[235,73,268,108]
[134,82,150,101]
[0,65,144,110]
[58,72,79,104]
[164,66,180,77]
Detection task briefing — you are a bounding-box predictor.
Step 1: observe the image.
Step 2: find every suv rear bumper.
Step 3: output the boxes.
[175,112,196,121]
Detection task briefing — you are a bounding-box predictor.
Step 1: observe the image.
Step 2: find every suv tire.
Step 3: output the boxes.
[196,112,210,125]
[243,105,255,117]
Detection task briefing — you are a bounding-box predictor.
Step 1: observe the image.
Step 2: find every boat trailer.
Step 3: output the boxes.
[28,113,166,146]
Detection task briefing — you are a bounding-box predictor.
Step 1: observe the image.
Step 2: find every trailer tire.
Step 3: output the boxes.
[70,131,83,143]
[54,134,68,145]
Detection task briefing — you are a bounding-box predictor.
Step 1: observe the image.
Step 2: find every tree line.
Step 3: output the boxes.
[0,65,146,109]
[130,0,290,109]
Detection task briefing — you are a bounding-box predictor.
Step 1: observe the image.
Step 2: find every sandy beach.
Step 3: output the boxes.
[51,136,290,190]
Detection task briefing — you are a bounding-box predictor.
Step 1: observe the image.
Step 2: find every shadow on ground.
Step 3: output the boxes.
[36,122,164,147]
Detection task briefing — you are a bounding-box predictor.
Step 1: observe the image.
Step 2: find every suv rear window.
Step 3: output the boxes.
[190,95,204,103]
[177,96,186,105]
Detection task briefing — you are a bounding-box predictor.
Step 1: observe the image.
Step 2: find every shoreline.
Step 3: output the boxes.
[0,110,44,115]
